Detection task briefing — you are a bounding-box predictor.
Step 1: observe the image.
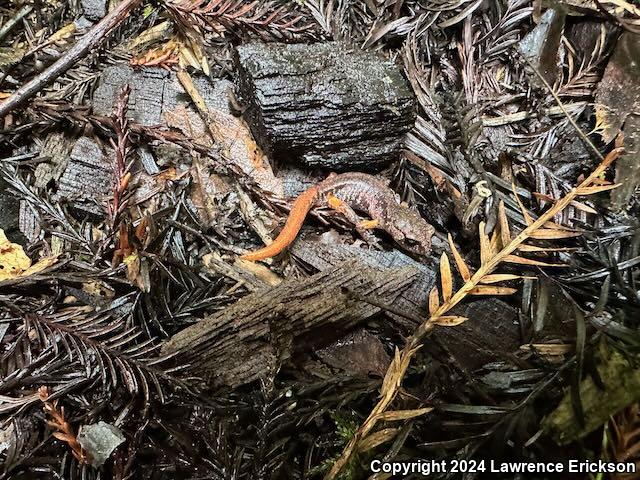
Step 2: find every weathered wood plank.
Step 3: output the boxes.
[162,259,419,387]
[291,240,521,370]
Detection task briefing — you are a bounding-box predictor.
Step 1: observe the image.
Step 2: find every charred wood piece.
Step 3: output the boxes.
[234,42,416,171]
[52,137,112,218]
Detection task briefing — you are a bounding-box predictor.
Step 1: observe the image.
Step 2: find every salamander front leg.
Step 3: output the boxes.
[326,194,381,248]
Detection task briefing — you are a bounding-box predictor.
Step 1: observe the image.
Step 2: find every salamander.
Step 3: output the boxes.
[241,172,435,261]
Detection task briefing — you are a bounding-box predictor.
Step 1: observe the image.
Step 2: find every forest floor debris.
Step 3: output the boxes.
[1,0,639,478]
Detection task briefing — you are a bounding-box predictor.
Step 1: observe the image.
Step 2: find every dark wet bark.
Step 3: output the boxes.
[162,259,419,387]
[234,41,416,171]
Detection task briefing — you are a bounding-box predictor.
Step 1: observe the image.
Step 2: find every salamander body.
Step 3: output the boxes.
[241,172,434,261]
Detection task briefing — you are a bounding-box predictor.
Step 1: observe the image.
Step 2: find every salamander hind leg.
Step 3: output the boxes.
[325,193,381,248]
[357,219,379,230]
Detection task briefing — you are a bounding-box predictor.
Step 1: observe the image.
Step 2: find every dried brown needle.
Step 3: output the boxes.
[38,386,88,464]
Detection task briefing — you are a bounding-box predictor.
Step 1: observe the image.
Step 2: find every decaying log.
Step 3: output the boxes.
[291,240,521,370]
[52,136,112,218]
[162,259,419,387]
[291,240,435,329]
[234,42,416,171]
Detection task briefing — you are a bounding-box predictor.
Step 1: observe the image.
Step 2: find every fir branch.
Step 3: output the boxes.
[0,162,95,255]
[22,310,189,402]
[608,403,640,477]
[165,0,318,40]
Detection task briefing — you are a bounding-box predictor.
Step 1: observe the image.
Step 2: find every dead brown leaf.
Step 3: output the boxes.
[528,229,583,240]
[428,286,439,316]
[447,233,471,281]
[479,221,492,265]
[0,229,57,281]
[357,428,400,453]
[498,200,511,248]
[469,286,518,295]
[431,316,468,326]
[503,255,565,267]
[480,273,527,283]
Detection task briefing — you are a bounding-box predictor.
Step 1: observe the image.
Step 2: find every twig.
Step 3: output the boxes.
[0,0,143,119]
[326,149,622,479]
[0,5,33,43]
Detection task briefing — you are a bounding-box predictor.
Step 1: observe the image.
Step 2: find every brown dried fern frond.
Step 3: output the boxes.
[608,404,640,479]
[325,147,623,479]
[38,386,88,464]
[166,0,317,40]
[557,25,612,99]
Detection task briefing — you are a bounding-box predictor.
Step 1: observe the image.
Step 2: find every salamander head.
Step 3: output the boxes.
[385,207,435,255]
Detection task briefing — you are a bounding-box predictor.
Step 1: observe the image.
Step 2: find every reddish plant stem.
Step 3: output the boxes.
[109,85,132,228]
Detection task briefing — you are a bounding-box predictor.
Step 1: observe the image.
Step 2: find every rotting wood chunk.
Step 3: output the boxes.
[234,42,416,171]
[595,32,640,211]
[52,137,112,218]
[430,298,520,372]
[0,179,22,241]
[291,239,435,330]
[162,260,419,387]
[93,66,232,127]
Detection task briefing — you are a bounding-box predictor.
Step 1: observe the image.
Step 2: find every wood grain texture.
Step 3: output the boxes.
[162,259,419,387]
[234,42,416,171]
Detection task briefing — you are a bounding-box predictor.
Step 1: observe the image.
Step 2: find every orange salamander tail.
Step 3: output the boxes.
[240,186,319,261]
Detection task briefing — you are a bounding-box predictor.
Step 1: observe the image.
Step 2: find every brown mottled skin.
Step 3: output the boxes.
[241,172,435,261]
